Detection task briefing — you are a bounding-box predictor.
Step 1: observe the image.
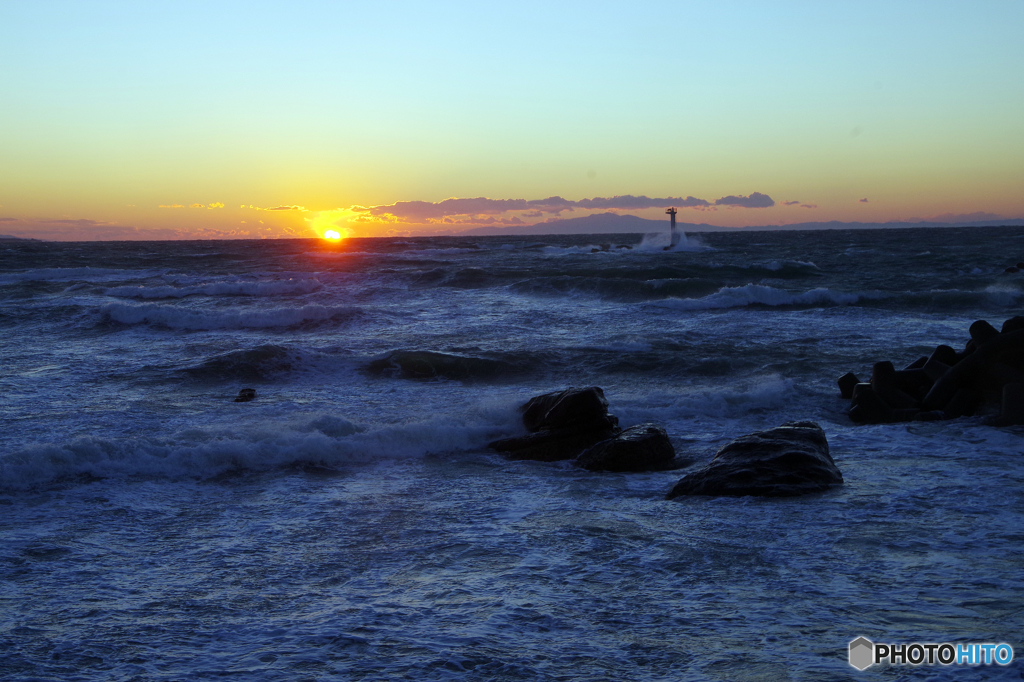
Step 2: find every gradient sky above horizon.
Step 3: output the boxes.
[2,1,1023,240]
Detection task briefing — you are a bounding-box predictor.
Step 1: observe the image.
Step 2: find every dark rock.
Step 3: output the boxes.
[904,356,928,370]
[943,387,980,418]
[871,361,919,409]
[889,408,922,422]
[921,357,951,383]
[1005,266,1020,273]
[913,410,949,421]
[666,421,842,498]
[924,328,1024,411]
[984,383,1024,426]
[1002,316,1024,334]
[490,387,620,461]
[894,368,932,398]
[969,320,1000,346]
[837,372,860,399]
[575,423,676,472]
[522,386,611,432]
[929,345,958,367]
[1017,263,1024,269]
[234,388,257,402]
[489,418,618,462]
[849,383,892,424]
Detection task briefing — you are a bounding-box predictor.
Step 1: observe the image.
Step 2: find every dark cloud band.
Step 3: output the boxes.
[356,192,773,222]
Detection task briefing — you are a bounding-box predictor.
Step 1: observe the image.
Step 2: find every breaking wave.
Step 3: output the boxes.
[364,350,535,382]
[0,408,518,491]
[654,284,860,310]
[510,275,721,301]
[181,345,296,381]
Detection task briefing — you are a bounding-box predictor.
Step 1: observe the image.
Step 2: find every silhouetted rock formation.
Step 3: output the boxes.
[840,317,1024,425]
[666,421,842,498]
[489,387,619,461]
[575,423,676,472]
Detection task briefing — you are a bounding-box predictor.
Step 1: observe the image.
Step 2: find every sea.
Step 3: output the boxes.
[1,226,1022,681]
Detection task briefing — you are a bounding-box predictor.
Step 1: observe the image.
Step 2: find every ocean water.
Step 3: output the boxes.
[1,227,1022,681]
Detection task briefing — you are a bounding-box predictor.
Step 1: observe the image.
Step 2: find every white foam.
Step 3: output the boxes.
[101,302,359,330]
[982,284,1022,306]
[616,376,795,422]
[761,260,819,271]
[0,406,521,490]
[105,278,323,299]
[635,232,710,253]
[654,284,859,310]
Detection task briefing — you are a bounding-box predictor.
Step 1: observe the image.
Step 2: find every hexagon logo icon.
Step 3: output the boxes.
[849,637,874,670]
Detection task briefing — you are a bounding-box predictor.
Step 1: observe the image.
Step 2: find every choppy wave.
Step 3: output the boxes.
[105,278,322,299]
[616,376,796,422]
[655,284,860,310]
[101,302,360,330]
[365,350,534,382]
[0,408,518,491]
[181,344,296,381]
[635,232,710,252]
[511,275,721,301]
[0,267,159,283]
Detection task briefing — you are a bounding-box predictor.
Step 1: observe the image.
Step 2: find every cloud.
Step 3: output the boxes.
[859,198,869,203]
[189,203,205,209]
[575,195,711,210]
[265,205,306,211]
[782,200,801,206]
[714,192,775,208]
[352,193,771,224]
[207,202,224,209]
[158,204,184,209]
[800,204,817,209]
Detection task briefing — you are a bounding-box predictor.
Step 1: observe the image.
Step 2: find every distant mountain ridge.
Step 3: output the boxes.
[457,212,1024,236]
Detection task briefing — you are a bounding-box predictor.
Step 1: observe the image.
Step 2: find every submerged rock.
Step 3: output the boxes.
[490,420,618,462]
[666,421,842,498]
[234,388,257,402]
[575,423,676,472]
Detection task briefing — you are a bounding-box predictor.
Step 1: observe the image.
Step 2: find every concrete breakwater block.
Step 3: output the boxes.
[840,317,1024,425]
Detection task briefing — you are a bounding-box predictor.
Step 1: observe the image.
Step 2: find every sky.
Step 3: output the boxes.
[1,0,1023,240]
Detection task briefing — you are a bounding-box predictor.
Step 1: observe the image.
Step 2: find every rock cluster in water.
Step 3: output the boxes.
[489,389,844,498]
[840,316,1024,425]
[488,387,677,471]
[666,421,841,498]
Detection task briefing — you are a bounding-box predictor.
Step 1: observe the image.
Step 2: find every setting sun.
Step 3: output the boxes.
[323,230,341,240]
